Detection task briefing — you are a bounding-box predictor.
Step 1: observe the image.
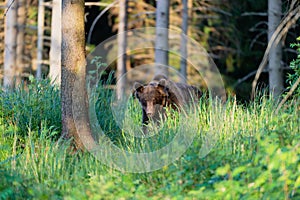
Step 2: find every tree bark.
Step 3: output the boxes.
[15,0,27,85]
[180,0,188,83]
[49,0,62,85]
[154,0,170,77]
[116,0,128,100]
[62,0,95,150]
[36,0,45,79]
[268,0,283,98]
[3,0,17,88]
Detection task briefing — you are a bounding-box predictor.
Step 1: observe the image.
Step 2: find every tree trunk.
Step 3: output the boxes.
[154,0,170,77]
[180,0,188,83]
[3,0,17,88]
[268,0,283,98]
[49,0,62,85]
[116,0,128,100]
[36,0,45,79]
[62,0,95,150]
[15,0,27,86]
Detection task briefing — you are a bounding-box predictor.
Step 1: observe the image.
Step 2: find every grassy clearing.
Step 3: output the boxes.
[0,78,299,199]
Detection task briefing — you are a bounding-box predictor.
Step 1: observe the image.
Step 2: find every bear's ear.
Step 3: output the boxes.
[153,74,168,81]
[134,82,144,91]
[157,79,169,96]
[158,78,167,87]
[132,82,144,98]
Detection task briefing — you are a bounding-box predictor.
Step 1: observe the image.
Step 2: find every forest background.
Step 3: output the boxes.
[0,0,299,100]
[0,0,300,199]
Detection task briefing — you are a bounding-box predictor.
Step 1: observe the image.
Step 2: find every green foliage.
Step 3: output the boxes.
[188,117,300,199]
[0,76,61,139]
[0,79,299,199]
[92,72,123,143]
[0,169,29,200]
[90,56,108,69]
[286,36,300,97]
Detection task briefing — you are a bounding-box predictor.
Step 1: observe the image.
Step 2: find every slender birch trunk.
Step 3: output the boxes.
[49,0,62,85]
[36,0,45,79]
[116,0,128,100]
[3,0,17,88]
[154,0,170,77]
[268,0,283,98]
[180,0,188,83]
[15,0,27,85]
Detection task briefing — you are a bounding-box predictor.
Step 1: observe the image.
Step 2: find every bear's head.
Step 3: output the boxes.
[133,79,169,118]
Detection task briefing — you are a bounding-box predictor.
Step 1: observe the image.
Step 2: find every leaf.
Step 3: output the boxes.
[232,166,246,178]
[294,176,300,188]
[254,171,269,187]
[216,164,230,176]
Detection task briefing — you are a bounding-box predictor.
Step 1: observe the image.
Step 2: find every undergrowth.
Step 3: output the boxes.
[0,76,61,139]
[0,77,299,199]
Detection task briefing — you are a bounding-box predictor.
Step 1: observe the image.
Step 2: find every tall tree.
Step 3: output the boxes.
[180,0,188,83]
[16,0,27,85]
[3,0,17,87]
[268,0,283,98]
[36,0,45,79]
[116,0,128,100]
[49,0,62,85]
[251,0,300,99]
[154,0,170,76]
[62,0,95,150]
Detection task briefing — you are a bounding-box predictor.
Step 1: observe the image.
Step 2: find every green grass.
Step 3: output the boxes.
[0,77,299,199]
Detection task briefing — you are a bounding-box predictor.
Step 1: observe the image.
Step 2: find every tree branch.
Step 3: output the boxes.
[87,0,118,44]
[4,0,16,16]
[251,5,300,99]
[85,2,111,7]
[275,76,300,114]
[241,12,267,17]
[233,69,269,88]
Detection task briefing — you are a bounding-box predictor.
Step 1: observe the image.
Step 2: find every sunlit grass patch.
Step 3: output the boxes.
[0,77,299,199]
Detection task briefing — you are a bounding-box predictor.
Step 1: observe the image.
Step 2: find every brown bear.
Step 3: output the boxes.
[133,75,202,126]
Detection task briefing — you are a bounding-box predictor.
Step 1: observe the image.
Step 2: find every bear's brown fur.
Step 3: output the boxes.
[133,75,202,125]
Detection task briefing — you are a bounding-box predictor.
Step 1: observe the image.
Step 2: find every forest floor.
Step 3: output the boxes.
[0,78,299,199]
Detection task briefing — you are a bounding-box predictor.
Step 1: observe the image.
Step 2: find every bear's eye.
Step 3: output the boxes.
[154,98,162,105]
[141,100,147,106]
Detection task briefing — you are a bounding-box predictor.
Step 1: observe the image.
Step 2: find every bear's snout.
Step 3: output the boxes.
[146,102,155,117]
